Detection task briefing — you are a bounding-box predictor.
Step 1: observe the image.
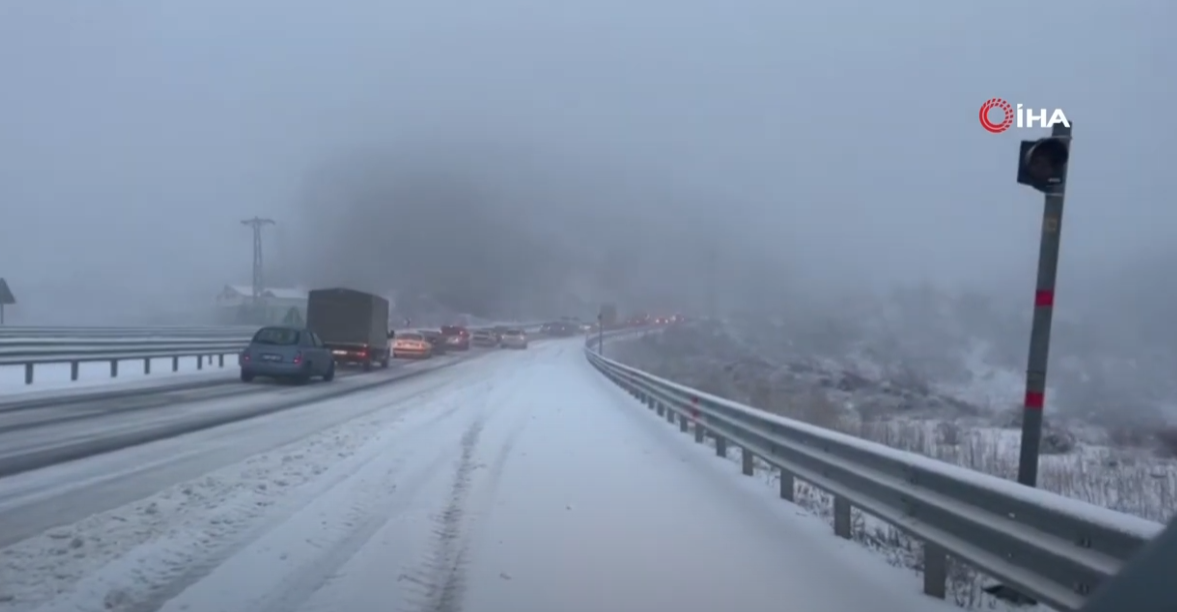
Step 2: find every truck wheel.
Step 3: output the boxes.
[323,362,336,382]
[363,359,374,372]
[240,370,255,383]
[381,356,390,368]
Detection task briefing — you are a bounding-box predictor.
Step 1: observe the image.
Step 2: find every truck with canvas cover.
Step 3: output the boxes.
[306,287,392,371]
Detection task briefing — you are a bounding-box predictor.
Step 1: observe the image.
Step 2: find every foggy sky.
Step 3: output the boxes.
[0,0,1173,322]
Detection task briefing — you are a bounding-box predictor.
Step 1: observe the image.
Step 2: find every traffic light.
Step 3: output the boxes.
[1016,137,1070,193]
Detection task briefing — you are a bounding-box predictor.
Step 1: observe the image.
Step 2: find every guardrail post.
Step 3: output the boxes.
[656,402,665,417]
[679,415,689,432]
[144,358,151,375]
[779,471,795,501]
[645,396,655,409]
[218,354,225,367]
[172,356,179,372]
[741,448,754,476]
[715,435,727,457]
[109,359,118,378]
[665,407,675,424]
[70,361,79,380]
[833,497,852,539]
[24,363,33,385]
[694,422,704,443]
[922,542,948,599]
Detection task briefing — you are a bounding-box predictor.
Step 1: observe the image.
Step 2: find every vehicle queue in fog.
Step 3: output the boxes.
[239,287,681,384]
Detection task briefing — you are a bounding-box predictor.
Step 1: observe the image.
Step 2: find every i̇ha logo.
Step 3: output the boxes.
[979,98,1070,134]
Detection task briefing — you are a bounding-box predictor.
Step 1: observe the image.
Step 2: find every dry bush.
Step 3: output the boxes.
[1040,429,1077,455]
[1107,425,1152,449]
[936,421,962,447]
[1154,427,1177,458]
[889,364,932,396]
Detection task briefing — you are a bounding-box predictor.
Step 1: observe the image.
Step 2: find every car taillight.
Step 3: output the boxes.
[241,353,251,363]
[293,352,303,365]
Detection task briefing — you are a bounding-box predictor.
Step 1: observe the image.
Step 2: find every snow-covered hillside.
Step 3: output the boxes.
[610,309,1177,523]
[609,311,1177,609]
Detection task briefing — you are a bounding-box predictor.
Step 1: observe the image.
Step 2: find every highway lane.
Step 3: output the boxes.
[0,348,524,547]
[0,350,507,481]
[0,369,367,433]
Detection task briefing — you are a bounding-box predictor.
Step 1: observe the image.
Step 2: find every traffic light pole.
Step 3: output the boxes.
[1016,122,1072,487]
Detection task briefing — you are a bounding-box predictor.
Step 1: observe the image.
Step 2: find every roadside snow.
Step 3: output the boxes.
[0,353,240,397]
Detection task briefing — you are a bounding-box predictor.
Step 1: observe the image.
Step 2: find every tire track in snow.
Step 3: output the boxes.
[397,417,484,612]
[398,356,541,612]
[248,438,456,612]
[128,399,472,612]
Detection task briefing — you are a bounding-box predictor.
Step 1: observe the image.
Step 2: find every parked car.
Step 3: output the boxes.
[471,329,499,348]
[392,331,433,359]
[499,328,528,349]
[440,325,471,351]
[239,325,335,383]
[420,329,446,354]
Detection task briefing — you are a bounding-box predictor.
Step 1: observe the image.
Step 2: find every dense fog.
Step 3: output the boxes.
[1,1,1173,396]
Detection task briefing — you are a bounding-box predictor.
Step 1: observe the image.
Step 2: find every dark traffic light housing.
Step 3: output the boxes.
[1016,137,1070,193]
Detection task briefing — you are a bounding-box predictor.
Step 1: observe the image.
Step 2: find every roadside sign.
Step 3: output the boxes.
[0,278,13,326]
[282,307,303,325]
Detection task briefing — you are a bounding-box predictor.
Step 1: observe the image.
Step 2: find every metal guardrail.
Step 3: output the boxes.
[0,324,553,385]
[0,341,249,384]
[584,347,1163,612]
[0,326,258,339]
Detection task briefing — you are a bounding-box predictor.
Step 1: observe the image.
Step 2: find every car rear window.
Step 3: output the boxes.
[252,327,300,345]
[503,330,524,336]
[441,326,467,335]
[400,333,423,341]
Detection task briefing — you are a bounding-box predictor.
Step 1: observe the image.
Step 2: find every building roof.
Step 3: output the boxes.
[222,285,308,300]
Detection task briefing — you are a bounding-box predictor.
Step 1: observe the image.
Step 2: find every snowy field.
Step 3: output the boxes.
[607,323,1177,608]
[0,353,242,397]
[0,338,958,612]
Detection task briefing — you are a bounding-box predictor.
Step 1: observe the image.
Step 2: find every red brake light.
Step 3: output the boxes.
[293,352,303,365]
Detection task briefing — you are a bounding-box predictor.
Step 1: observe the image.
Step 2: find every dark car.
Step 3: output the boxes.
[420,329,447,354]
[440,325,471,351]
[471,329,498,348]
[500,328,528,349]
[541,321,578,337]
[239,325,335,383]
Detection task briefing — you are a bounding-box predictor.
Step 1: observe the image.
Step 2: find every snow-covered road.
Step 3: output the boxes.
[1,339,958,612]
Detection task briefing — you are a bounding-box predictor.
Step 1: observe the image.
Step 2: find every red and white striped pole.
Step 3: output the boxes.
[1016,122,1072,487]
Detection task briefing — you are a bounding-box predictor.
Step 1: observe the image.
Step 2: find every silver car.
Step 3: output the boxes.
[499,329,528,349]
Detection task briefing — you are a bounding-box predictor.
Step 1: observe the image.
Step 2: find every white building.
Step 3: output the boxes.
[216,285,308,325]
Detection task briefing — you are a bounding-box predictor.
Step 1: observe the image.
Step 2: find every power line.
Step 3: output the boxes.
[240,217,276,303]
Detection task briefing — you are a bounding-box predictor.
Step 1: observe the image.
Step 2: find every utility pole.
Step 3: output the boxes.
[1013,123,1072,488]
[706,246,718,321]
[597,311,604,355]
[240,217,276,305]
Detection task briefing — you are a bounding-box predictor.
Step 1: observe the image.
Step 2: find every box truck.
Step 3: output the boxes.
[306,287,392,371]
